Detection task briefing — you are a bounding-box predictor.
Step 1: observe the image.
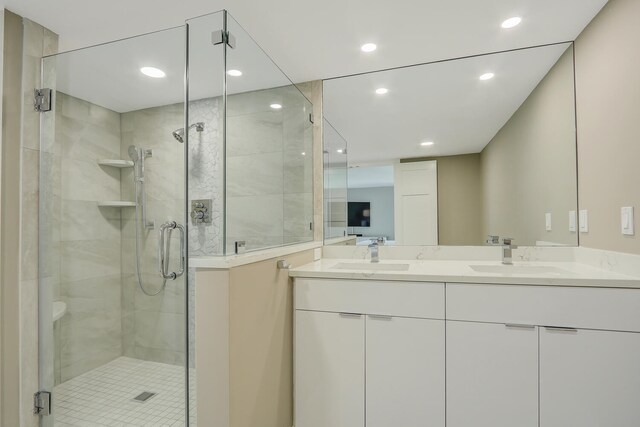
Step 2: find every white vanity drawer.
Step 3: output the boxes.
[447,283,640,332]
[294,278,445,319]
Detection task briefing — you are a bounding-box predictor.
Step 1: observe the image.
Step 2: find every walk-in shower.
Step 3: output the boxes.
[38,9,313,427]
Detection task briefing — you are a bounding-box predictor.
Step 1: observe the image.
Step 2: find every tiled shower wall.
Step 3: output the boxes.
[120,101,189,365]
[226,86,314,252]
[53,93,123,383]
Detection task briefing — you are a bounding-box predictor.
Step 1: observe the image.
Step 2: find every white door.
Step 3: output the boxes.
[394,161,438,245]
[366,316,445,427]
[540,327,640,427]
[447,321,538,427]
[294,310,365,427]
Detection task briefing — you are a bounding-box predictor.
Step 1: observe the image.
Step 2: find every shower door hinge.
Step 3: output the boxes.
[212,30,236,48]
[34,88,52,112]
[34,390,52,416]
[309,113,314,124]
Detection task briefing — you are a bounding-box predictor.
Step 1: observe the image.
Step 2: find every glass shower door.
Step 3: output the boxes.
[39,25,194,426]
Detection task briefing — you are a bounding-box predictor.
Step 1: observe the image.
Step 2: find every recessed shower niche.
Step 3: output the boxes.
[38,10,313,427]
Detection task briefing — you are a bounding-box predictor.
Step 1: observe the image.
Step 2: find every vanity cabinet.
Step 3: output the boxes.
[446,321,538,427]
[540,327,640,427]
[294,278,640,427]
[295,310,365,427]
[366,315,445,427]
[294,278,445,427]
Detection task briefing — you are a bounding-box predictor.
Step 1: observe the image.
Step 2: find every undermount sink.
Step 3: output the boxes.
[332,262,410,271]
[470,265,569,275]
[53,301,67,323]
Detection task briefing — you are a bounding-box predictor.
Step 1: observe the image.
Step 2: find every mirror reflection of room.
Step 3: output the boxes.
[324,42,578,247]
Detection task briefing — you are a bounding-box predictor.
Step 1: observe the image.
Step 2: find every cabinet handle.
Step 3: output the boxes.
[505,323,536,330]
[368,314,393,321]
[339,312,362,318]
[544,326,578,333]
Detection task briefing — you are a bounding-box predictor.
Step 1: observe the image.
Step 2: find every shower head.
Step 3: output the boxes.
[128,145,140,162]
[172,129,185,143]
[171,122,205,143]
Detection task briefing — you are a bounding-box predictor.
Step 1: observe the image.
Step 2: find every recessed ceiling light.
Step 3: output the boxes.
[375,88,388,95]
[501,17,522,29]
[420,141,435,146]
[479,72,495,81]
[301,152,306,156]
[227,69,243,77]
[361,43,377,53]
[270,103,283,109]
[140,67,166,78]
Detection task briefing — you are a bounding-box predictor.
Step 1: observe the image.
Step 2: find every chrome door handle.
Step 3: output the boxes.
[505,323,536,330]
[339,312,362,318]
[368,314,393,321]
[158,221,186,280]
[544,326,578,333]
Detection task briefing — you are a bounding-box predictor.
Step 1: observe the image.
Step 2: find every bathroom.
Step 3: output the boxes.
[1,0,639,426]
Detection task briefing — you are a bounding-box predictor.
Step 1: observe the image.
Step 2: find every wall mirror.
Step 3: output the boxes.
[323,42,578,247]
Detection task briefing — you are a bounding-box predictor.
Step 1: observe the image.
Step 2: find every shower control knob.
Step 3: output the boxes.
[190,210,205,221]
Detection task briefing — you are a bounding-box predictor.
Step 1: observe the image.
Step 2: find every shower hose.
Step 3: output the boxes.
[132,174,169,296]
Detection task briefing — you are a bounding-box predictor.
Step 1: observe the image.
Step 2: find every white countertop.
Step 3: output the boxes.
[190,241,321,269]
[289,258,640,288]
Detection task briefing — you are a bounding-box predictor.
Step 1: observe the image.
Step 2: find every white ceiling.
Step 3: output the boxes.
[323,42,573,164]
[7,0,607,85]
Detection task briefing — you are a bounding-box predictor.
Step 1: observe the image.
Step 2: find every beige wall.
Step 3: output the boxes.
[1,10,23,427]
[575,0,640,254]
[195,249,315,427]
[481,46,578,247]
[402,154,483,245]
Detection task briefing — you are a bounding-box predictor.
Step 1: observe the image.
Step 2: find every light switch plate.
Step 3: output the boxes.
[545,213,552,231]
[579,210,589,233]
[569,211,577,232]
[621,207,634,236]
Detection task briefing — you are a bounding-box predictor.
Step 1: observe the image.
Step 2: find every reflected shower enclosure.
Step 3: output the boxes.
[38,10,313,427]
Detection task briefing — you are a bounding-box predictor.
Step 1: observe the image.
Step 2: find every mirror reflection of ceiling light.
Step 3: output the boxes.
[420,141,435,146]
[301,152,306,156]
[479,72,495,81]
[361,43,377,53]
[270,103,283,109]
[227,69,243,77]
[140,67,166,78]
[501,17,522,29]
[337,149,345,154]
[375,88,389,95]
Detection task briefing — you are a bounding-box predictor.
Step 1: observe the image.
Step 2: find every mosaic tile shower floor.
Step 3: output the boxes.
[54,357,195,427]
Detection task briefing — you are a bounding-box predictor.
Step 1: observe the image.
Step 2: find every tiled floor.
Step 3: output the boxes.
[54,357,196,427]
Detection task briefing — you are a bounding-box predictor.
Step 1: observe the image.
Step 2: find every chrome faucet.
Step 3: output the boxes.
[369,242,379,263]
[501,238,518,265]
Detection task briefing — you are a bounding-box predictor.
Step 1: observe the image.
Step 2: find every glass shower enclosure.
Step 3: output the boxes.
[38,10,313,426]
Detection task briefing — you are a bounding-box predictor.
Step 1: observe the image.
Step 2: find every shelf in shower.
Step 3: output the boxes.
[98,201,136,208]
[97,159,134,168]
